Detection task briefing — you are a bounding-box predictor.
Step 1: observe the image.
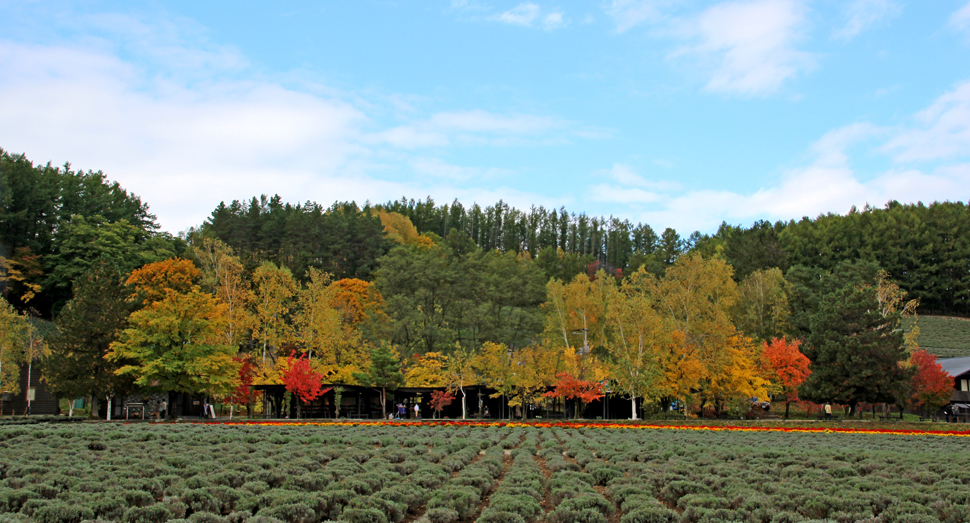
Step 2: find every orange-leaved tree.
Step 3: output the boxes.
[126,258,199,304]
[281,351,330,419]
[544,372,605,419]
[910,349,952,416]
[760,337,811,419]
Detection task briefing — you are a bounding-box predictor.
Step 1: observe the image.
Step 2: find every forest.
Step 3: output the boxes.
[0,148,961,419]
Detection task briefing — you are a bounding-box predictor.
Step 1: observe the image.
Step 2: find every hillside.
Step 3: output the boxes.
[909,316,970,359]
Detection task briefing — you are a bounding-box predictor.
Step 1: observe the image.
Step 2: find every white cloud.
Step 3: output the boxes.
[543,12,566,29]
[949,2,970,32]
[833,0,901,41]
[589,184,665,204]
[494,3,565,29]
[497,3,540,26]
[0,11,576,234]
[604,0,665,33]
[373,110,562,149]
[809,122,884,167]
[0,41,371,233]
[668,0,813,96]
[588,89,970,233]
[882,81,970,162]
[599,163,681,190]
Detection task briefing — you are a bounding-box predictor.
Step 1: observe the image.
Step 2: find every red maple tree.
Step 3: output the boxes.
[429,390,455,418]
[910,349,953,415]
[227,355,257,416]
[760,337,812,419]
[544,373,605,419]
[282,352,330,406]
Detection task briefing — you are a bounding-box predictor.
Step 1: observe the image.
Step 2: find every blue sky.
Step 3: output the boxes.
[2,1,970,235]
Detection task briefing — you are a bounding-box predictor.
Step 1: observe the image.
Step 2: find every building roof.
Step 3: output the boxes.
[938,356,970,378]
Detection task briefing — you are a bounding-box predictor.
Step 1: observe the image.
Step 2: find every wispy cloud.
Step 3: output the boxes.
[373,110,563,149]
[409,157,514,181]
[494,3,566,29]
[949,2,970,33]
[604,0,666,33]
[668,0,813,96]
[882,81,970,162]
[833,0,901,41]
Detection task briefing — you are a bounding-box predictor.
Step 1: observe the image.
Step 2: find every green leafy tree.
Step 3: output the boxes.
[108,289,240,415]
[0,297,30,413]
[733,267,791,343]
[43,262,136,418]
[44,215,179,314]
[352,344,404,418]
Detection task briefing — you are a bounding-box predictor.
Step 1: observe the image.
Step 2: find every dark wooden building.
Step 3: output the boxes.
[939,356,970,420]
[0,364,58,416]
[254,383,632,420]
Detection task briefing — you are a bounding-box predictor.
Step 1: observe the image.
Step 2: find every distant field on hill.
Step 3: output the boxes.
[907,315,970,359]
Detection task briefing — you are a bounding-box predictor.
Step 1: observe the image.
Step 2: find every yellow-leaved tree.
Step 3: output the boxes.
[374,210,421,245]
[0,298,30,411]
[252,262,297,369]
[194,238,254,348]
[652,254,769,414]
[604,269,667,420]
[544,272,613,380]
[474,341,516,418]
[404,351,449,387]
[445,344,478,419]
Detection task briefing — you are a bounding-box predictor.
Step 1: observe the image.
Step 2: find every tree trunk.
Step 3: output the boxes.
[90,395,100,419]
[380,387,387,419]
[460,388,467,420]
[105,395,112,421]
[631,395,638,420]
[784,401,791,420]
[25,361,32,416]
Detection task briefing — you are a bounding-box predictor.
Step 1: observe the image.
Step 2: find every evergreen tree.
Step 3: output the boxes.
[43,261,137,418]
[799,284,912,414]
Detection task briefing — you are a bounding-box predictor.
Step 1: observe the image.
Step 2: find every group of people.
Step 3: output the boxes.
[394,402,422,420]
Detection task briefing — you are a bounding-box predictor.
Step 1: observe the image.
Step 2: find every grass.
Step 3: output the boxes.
[906,315,970,358]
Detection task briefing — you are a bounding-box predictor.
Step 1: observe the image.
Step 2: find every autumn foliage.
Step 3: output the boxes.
[909,349,953,413]
[228,355,257,408]
[544,372,605,418]
[760,337,811,418]
[761,338,811,398]
[429,390,455,418]
[126,258,200,303]
[281,352,329,404]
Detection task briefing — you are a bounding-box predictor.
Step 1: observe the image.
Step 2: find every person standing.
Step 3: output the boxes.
[824,403,832,420]
[414,402,421,419]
